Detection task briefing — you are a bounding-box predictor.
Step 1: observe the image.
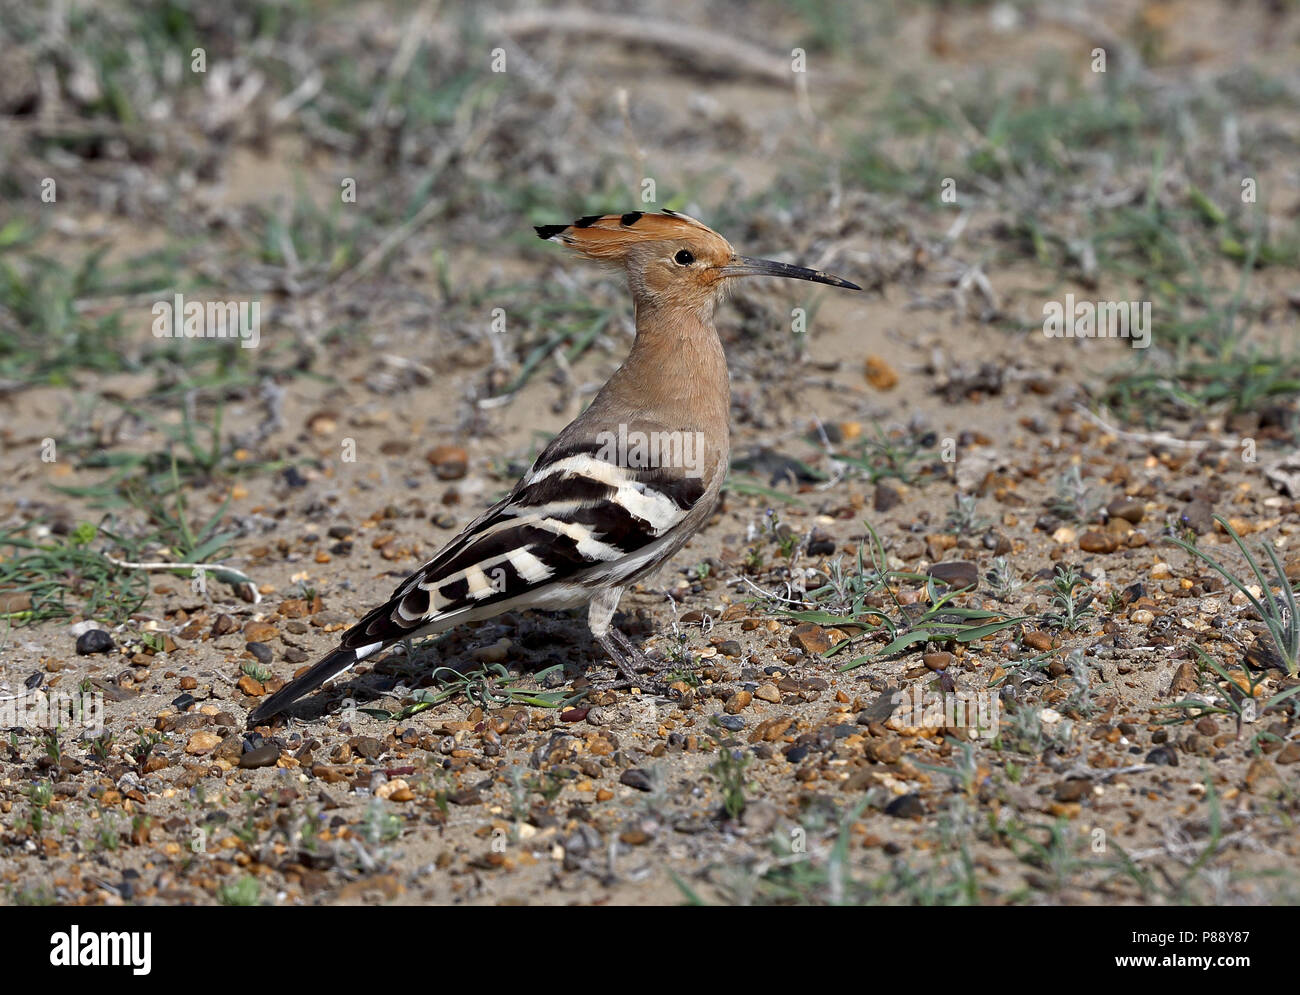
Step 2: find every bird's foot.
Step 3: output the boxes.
[595,630,658,688]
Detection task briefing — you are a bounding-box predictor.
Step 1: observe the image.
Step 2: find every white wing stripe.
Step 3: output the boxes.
[610,482,684,535]
[538,517,624,560]
[507,547,554,583]
[465,564,496,600]
[525,453,631,488]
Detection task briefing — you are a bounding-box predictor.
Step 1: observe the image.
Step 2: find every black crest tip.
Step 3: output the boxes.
[534,224,568,240]
[620,211,644,226]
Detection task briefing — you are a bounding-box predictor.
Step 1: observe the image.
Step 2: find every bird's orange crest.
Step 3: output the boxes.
[534,210,727,261]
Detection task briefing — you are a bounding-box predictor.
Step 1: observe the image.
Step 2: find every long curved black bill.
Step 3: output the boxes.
[721,255,860,290]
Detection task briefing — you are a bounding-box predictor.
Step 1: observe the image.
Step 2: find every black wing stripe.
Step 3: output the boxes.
[635,469,707,511]
[437,576,470,603]
[399,586,430,620]
[336,435,712,651]
[566,501,654,551]
[434,522,589,579]
[508,471,615,510]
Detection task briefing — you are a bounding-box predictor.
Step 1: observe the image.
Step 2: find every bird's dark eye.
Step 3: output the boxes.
[673,249,695,266]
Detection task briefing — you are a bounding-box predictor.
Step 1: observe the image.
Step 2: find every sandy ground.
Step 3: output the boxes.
[0,0,1298,905]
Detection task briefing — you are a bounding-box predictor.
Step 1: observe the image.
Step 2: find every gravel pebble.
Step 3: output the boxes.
[927,561,978,590]
[1146,745,1179,766]
[76,630,115,655]
[238,743,281,768]
[185,731,223,755]
[620,768,653,791]
[245,642,273,663]
[885,793,925,819]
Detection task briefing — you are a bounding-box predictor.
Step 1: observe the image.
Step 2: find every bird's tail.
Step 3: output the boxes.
[246,645,360,726]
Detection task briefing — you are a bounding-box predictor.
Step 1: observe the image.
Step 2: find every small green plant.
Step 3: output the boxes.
[1039,565,1096,632]
[505,766,531,823]
[985,556,1022,601]
[658,625,701,677]
[995,701,1073,757]
[297,809,323,855]
[360,799,404,844]
[1061,648,1107,717]
[944,494,988,534]
[765,513,800,561]
[690,797,982,905]
[914,739,984,796]
[661,664,701,687]
[836,425,936,485]
[0,521,148,625]
[41,728,62,764]
[28,780,54,808]
[97,819,121,852]
[241,660,273,683]
[519,769,573,804]
[358,662,566,721]
[711,746,750,820]
[1048,466,1103,524]
[218,875,261,906]
[793,523,1026,672]
[1166,515,1298,676]
[428,773,451,816]
[90,731,115,763]
[129,728,166,772]
[10,886,56,906]
[1001,817,1099,901]
[231,810,261,846]
[26,781,54,835]
[841,577,1026,670]
[1156,646,1300,748]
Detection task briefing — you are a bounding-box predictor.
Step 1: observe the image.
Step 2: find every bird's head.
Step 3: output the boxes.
[535,210,859,314]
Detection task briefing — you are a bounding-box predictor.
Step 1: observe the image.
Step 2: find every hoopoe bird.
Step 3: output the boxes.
[248,211,859,725]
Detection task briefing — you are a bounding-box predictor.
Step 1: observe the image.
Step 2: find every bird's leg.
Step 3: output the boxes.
[587,586,652,685]
[595,632,644,685]
[608,625,658,674]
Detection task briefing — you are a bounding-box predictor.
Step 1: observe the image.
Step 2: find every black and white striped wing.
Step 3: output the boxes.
[335,437,708,653]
